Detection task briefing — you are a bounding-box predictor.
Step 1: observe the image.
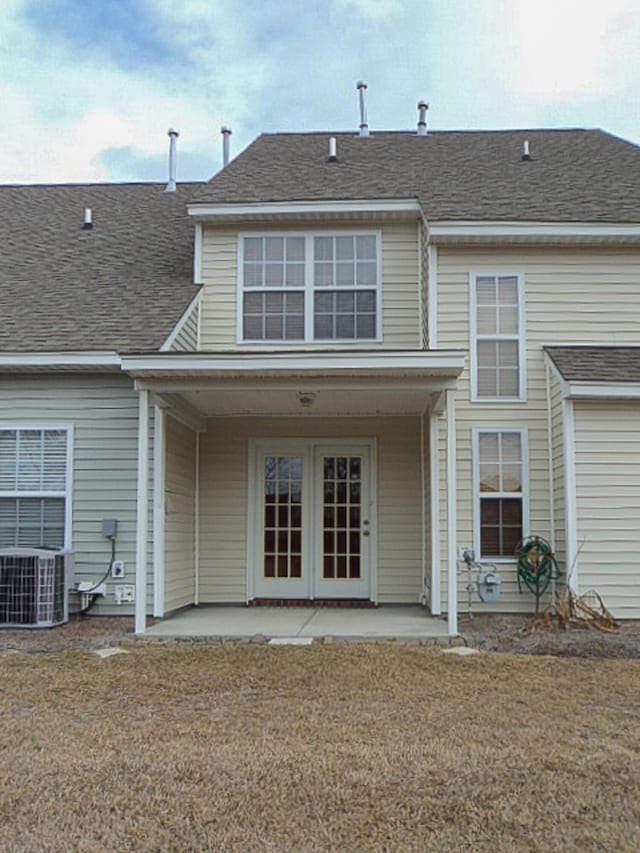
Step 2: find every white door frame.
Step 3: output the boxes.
[247,437,377,601]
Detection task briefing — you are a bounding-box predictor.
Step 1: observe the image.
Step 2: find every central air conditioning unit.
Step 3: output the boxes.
[0,548,75,628]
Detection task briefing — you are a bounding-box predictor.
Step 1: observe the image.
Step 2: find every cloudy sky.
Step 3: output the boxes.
[1,0,638,184]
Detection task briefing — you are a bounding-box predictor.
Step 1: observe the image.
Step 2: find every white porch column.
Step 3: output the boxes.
[446,389,458,636]
[429,408,441,615]
[152,404,166,618]
[135,389,150,634]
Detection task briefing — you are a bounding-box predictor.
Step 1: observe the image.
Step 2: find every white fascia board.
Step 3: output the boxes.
[187,199,422,218]
[428,221,640,240]
[0,352,121,368]
[122,351,466,376]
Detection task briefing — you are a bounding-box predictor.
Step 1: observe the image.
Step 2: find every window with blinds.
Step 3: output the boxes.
[0,428,69,549]
[471,273,525,401]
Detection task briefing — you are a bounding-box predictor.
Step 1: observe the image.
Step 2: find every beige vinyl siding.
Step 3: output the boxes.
[198,416,423,603]
[0,373,143,616]
[574,401,640,619]
[163,415,196,613]
[199,222,421,351]
[170,300,200,352]
[434,246,640,612]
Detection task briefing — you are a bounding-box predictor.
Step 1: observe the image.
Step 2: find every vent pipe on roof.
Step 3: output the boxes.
[357,81,369,137]
[417,101,429,136]
[221,126,232,167]
[164,128,179,192]
[522,139,532,161]
[328,136,338,162]
[82,208,93,230]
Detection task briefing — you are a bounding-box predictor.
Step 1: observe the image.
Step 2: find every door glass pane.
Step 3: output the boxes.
[263,456,302,580]
[322,455,362,581]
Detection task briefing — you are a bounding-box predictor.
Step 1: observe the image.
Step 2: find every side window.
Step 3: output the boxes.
[474,429,527,559]
[0,428,70,549]
[470,273,525,401]
[240,233,380,343]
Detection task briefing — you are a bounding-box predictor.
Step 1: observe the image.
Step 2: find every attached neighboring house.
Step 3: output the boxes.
[1,127,640,636]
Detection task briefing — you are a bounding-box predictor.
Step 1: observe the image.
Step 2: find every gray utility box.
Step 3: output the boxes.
[477,569,501,604]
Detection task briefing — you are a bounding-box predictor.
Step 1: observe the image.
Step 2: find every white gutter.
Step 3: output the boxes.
[0,352,121,368]
[122,351,466,375]
[187,199,422,218]
[429,221,640,240]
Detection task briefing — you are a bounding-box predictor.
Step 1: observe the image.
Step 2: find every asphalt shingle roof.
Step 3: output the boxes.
[0,182,200,353]
[192,129,640,222]
[546,346,640,382]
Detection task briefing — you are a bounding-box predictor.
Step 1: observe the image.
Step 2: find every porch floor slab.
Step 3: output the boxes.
[143,605,451,641]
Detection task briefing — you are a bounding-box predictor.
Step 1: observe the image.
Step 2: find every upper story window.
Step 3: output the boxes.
[470,273,525,402]
[0,427,71,549]
[239,232,380,343]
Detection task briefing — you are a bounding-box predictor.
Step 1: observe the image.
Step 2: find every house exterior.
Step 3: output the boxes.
[1,128,640,635]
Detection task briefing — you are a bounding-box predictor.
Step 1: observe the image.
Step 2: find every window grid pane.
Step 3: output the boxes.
[477,431,524,559]
[474,274,522,399]
[242,234,379,342]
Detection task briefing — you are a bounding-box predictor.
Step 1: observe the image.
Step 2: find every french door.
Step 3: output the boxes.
[249,440,374,600]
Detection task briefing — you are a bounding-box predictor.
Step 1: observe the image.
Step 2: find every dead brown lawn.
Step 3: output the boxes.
[1,645,639,852]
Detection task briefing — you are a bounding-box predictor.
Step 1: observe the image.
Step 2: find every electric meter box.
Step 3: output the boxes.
[477,570,501,604]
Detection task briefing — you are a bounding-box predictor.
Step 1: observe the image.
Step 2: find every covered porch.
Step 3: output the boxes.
[143,604,451,642]
[122,351,465,637]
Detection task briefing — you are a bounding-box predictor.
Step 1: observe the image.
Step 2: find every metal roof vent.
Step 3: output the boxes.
[521,139,532,161]
[417,101,429,136]
[82,207,93,230]
[328,136,338,162]
[357,81,369,137]
[164,128,179,192]
[221,126,232,167]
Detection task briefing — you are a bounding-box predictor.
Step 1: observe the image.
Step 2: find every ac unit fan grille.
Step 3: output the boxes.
[0,550,71,628]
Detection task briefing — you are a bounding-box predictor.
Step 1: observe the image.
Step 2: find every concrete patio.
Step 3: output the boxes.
[143,605,452,642]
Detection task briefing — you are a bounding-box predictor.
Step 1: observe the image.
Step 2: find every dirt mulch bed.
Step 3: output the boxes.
[459,613,640,659]
[1,644,639,852]
[0,616,135,655]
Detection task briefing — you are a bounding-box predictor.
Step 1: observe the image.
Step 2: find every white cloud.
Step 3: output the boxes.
[507,0,640,102]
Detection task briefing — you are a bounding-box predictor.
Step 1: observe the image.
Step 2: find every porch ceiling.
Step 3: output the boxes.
[123,351,465,420]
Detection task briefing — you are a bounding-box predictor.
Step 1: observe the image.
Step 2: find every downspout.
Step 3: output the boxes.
[446,389,458,636]
[135,388,150,634]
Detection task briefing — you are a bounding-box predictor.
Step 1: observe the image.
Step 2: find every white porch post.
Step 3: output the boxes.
[446,389,458,636]
[429,408,441,615]
[135,388,150,634]
[152,404,166,618]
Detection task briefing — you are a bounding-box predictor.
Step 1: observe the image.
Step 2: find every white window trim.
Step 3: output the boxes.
[469,271,526,403]
[236,230,383,345]
[0,424,74,550]
[472,427,529,563]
